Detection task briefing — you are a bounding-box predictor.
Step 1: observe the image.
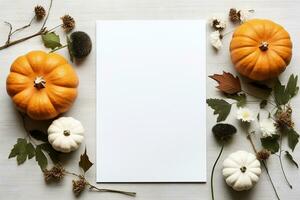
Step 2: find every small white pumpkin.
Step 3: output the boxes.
[222,150,261,191]
[48,117,84,153]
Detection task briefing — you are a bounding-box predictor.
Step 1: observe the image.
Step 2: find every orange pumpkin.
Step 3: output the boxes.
[230,19,292,81]
[6,51,79,120]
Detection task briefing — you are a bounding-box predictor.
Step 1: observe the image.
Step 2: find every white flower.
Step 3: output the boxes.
[237,107,255,122]
[260,118,277,138]
[209,16,226,30]
[210,31,222,50]
[239,10,251,23]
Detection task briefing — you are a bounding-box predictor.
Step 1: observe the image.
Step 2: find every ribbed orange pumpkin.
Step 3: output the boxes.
[230,19,292,81]
[6,51,79,120]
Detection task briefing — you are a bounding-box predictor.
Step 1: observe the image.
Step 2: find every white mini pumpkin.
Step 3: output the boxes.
[48,117,84,153]
[222,150,261,191]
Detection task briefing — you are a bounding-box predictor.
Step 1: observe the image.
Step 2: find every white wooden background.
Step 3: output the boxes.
[1,0,300,199]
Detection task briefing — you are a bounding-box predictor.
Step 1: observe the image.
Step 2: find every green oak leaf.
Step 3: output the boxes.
[249,82,272,96]
[274,79,289,106]
[29,130,48,142]
[26,143,35,159]
[260,135,279,154]
[287,128,299,151]
[42,32,62,50]
[225,93,246,108]
[9,138,28,165]
[35,146,48,170]
[286,74,299,98]
[285,151,299,168]
[38,143,60,163]
[206,99,232,122]
[79,148,93,173]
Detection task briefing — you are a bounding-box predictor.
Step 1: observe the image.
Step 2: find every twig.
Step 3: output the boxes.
[0,0,53,51]
[4,21,13,44]
[247,133,280,200]
[10,16,35,36]
[65,170,136,197]
[87,183,136,197]
[50,44,68,53]
[278,135,293,189]
[47,24,62,32]
[41,0,53,30]
[211,145,224,200]
[0,28,46,50]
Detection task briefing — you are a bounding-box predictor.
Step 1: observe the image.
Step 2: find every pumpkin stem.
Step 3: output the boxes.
[240,166,247,173]
[34,76,46,89]
[259,41,269,51]
[63,130,71,136]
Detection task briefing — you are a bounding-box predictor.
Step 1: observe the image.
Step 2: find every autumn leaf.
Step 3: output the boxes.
[209,71,241,94]
[207,99,232,122]
[285,151,299,168]
[260,135,279,154]
[79,148,93,173]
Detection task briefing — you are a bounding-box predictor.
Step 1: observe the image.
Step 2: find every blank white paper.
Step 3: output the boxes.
[96,20,206,182]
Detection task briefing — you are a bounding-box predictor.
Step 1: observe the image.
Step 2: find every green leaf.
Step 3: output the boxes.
[9,138,28,165]
[274,79,289,106]
[287,128,299,151]
[285,151,299,168]
[260,135,279,154]
[38,143,60,163]
[260,100,268,109]
[249,82,272,96]
[35,146,48,170]
[79,148,93,173]
[286,74,299,98]
[26,143,35,159]
[42,32,62,50]
[226,93,246,107]
[29,130,48,142]
[206,99,232,122]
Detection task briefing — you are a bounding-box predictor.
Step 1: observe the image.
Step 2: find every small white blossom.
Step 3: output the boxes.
[209,16,226,30]
[239,10,251,23]
[237,107,255,122]
[260,118,277,138]
[210,31,222,50]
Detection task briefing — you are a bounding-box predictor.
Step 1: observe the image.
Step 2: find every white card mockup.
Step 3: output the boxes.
[96,20,206,182]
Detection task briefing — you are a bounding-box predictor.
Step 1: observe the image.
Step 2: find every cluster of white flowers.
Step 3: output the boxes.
[260,118,277,138]
[236,107,277,137]
[209,9,253,51]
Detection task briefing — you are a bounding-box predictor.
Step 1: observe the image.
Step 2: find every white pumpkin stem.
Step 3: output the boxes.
[34,76,46,89]
[63,130,71,136]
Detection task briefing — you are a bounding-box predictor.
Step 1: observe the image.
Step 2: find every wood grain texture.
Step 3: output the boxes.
[0,0,300,199]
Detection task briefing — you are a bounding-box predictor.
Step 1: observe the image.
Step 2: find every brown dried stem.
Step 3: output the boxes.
[64,170,136,197]
[247,133,280,200]
[0,0,53,51]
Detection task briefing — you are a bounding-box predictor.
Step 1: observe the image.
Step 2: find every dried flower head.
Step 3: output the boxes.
[68,31,92,60]
[43,165,65,182]
[34,5,46,20]
[229,8,240,23]
[256,149,271,161]
[72,176,86,196]
[209,17,226,31]
[229,8,254,23]
[275,106,294,130]
[61,15,75,32]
